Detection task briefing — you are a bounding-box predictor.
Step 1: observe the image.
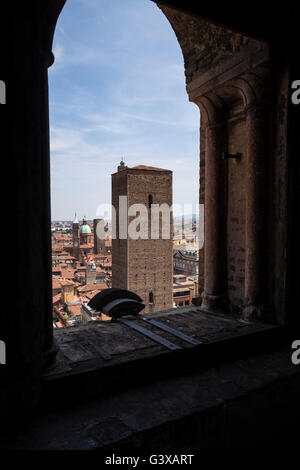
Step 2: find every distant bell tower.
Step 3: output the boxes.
[72,213,80,261]
[85,261,97,285]
[93,218,106,254]
[117,158,127,172]
[112,164,173,314]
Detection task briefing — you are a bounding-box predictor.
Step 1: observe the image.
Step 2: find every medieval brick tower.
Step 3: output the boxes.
[72,213,80,261]
[93,218,106,254]
[112,163,173,314]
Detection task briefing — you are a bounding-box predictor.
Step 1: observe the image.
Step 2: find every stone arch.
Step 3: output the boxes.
[31,0,276,343]
[5,0,296,429]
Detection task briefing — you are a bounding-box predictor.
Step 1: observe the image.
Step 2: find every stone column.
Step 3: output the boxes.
[41,51,59,368]
[201,121,228,312]
[1,0,66,425]
[243,102,268,319]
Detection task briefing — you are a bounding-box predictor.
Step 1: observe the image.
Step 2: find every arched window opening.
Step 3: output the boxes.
[49,0,199,328]
[6,0,295,434]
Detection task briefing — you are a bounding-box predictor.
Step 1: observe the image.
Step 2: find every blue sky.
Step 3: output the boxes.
[49,0,200,221]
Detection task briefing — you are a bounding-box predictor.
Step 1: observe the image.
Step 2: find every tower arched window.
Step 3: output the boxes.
[148,194,153,208]
[149,291,154,304]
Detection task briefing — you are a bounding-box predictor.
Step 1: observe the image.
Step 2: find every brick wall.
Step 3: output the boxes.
[112,170,128,290]
[112,168,173,313]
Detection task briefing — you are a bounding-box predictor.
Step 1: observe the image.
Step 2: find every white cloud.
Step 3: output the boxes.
[53,44,64,62]
[81,112,135,135]
[50,127,84,152]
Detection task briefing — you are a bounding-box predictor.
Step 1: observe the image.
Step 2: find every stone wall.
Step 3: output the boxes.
[157,2,290,322]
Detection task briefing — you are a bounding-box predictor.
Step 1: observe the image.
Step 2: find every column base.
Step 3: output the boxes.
[243,302,264,321]
[200,291,229,314]
[42,339,58,371]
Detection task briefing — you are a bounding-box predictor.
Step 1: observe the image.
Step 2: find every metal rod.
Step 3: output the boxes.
[139,315,202,346]
[222,152,242,160]
[118,318,182,351]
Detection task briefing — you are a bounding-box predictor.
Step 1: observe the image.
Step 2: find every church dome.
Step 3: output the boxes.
[80,224,91,234]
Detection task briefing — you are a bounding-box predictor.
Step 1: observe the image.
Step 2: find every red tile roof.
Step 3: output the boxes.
[52,294,61,304]
[67,304,82,316]
[61,268,75,280]
[77,283,108,294]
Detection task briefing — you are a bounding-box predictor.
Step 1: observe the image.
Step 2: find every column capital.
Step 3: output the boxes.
[229,64,272,108]
[193,92,227,127]
[38,48,55,68]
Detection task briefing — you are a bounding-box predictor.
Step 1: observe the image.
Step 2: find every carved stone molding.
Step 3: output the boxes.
[193,65,272,123]
[194,92,227,126]
[41,0,66,67]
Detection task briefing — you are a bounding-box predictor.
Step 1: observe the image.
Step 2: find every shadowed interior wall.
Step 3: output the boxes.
[226,117,246,308]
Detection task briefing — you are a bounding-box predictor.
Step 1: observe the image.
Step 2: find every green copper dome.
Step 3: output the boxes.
[80,224,91,234]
